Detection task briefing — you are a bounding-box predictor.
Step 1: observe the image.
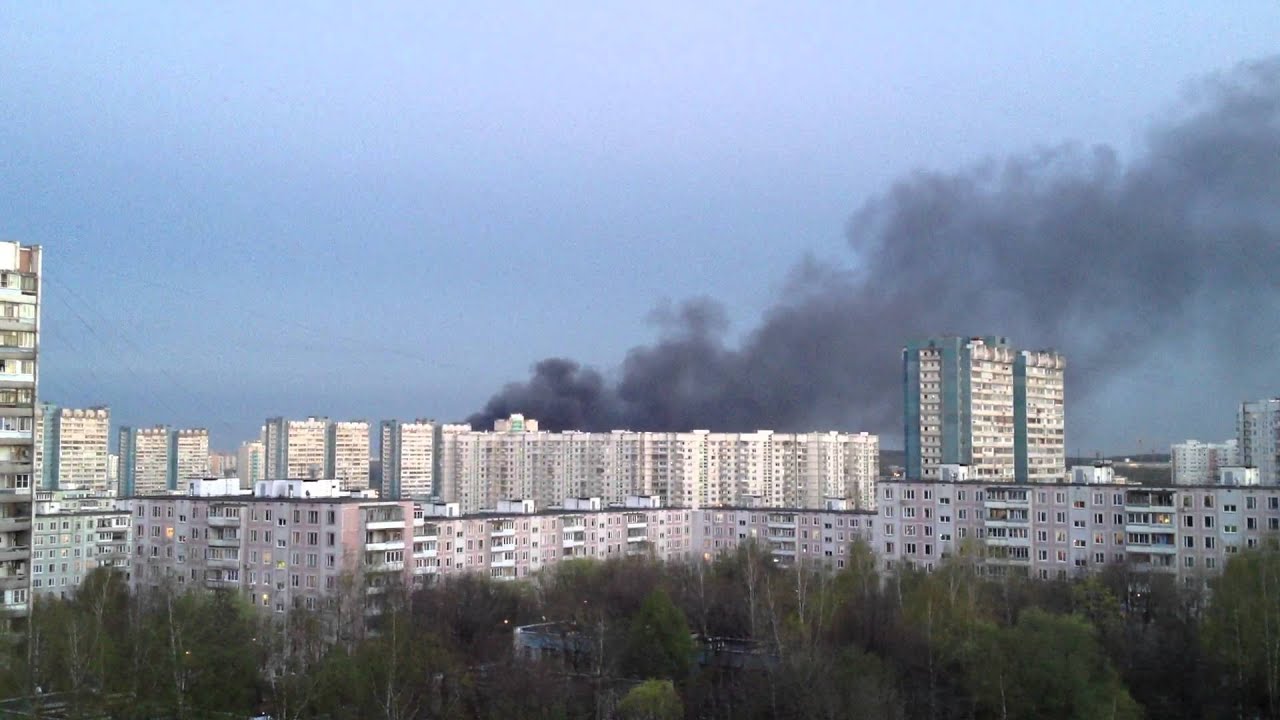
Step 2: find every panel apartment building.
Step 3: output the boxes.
[903,336,1065,483]
[1239,399,1280,485]
[37,404,110,493]
[1171,439,1239,485]
[31,491,131,598]
[437,416,879,513]
[264,417,371,490]
[380,419,438,499]
[118,426,209,495]
[129,479,692,608]
[0,241,40,629]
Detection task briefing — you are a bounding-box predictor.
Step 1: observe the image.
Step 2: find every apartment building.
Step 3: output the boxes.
[32,493,130,597]
[208,451,237,478]
[438,416,879,514]
[237,440,265,487]
[380,419,438,499]
[170,428,210,485]
[1239,399,1280,485]
[128,482,692,611]
[35,404,110,493]
[327,421,371,490]
[692,503,877,573]
[0,241,40,630]
[874,476,1280,585]
[903,336,1065,483]
[264,416,331,480]
[1172,440,1239,485]
[119,426,172,495]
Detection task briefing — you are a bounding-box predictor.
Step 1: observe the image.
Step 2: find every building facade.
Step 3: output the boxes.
[327,421,370,490]
[437,416,879,514]
[119,426,171,496]
[264,417,330,480]
[128,481,692,609]
[1172,439,1240,485]
[170,428,210,486]
[380,419,438,499]
[0,241,40,629]
[237,440,265,488]
[1239,399,1280,485]
[36,405,111,493]
[903,336,1064,483]
[32,492,130,598]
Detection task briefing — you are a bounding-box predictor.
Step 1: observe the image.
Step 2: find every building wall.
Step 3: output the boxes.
[171,428,210,485]
[265,417,330,480]
[380,419,437,499]
[904,337,1064,484]
[31,509,131,597]
[0,241,40,628]
[328,421,370,490]
[1172,440,1239,485]
[1239,400,1280,485]
[119,426,171,495]
[237,441,265,488]
[436,419,878,514]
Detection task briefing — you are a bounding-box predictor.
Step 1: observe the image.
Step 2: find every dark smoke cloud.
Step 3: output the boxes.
[468,57,1280,437]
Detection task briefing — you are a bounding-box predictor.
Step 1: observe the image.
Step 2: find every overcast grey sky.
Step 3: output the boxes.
[2,3,1277,454]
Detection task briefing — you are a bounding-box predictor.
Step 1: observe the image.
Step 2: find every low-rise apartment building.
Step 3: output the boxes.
[128,480,694,612]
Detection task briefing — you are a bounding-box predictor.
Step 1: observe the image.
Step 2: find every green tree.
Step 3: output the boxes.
[616,679,682,720]
[1203,544,1280,719]
[622,589,694,681]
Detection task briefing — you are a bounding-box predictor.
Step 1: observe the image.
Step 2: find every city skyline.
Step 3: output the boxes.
[4,7,1280,456]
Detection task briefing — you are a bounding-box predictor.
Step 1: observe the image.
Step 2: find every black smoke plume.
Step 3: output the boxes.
[468,58,1280,437]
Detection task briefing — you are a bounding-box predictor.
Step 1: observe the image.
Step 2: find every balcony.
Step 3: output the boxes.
[0,602,29,617]
[0,546,28,562]
[367,560,405,573]
[0,516,30,533]
[365,540,405,552]
[205,578,239,589]
[0,574,27,590]
[206,556,240,568]
[207,515,241,527]
[626,533,649,543]
[365,519,403,531]
[208,535,241,547]
[984,535,1031,547]
[490,525,516,537]
[491,554,516,568]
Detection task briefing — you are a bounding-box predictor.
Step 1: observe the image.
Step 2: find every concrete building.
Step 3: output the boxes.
[264,416,330,480]
[1171,439,1240,485]
[35,404,111,493]
[327,421,370,490]
[903,336,1064,483]
[0,241,40,630]
[380,419,438,499]
[1239,399,1280,485]
[870,478,1280,584]
[32,492,130,598]
[169,428,210,487]
[237,440,265,488]
[128,481,692,609]
[437,416,879,514]
[118,426,171,496]
[208,451,237,478]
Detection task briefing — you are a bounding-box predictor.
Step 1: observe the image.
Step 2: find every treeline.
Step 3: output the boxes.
[1,541,1279,719]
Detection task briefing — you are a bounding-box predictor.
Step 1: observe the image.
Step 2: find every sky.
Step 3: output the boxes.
[1,3,1278,454]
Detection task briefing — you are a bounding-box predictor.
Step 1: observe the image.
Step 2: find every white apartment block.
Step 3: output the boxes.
[32,492,131,598]
[264,416,329,479]
[171,428,210,485]
[1172,439,1239,485]
[1239,399,1280,485]
[327,420,371,490]
[438,416,879,514]
[118,426,171,496]
[0,241,39,630]
[237,440,265,487]
[380,419,437,499]
[904,337,1065,483]
[38,403,111,492]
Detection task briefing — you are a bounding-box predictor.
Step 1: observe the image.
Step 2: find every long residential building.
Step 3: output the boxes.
[0,241,40,630]
[437,416,879,513]
[903,336,1065,483]
[327,420,371,490]
[264,417,330,480]
[128,479,692,607]
[118,426,209,496]
[1171,439,1239,485]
